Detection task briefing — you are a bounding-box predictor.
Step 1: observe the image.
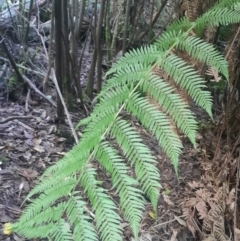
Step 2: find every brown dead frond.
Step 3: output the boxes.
[163,194,174,206]
[202,203,227,241]
[184,0,200,21]
[196,200,208,220]
[203,26,217,43]
[201,186,231,241]
[202,235,218,241]
[206,67,222,83]
[188,181,205,189]
[182,179,235,240]
[182,206,198,237]
[178,0,215,21]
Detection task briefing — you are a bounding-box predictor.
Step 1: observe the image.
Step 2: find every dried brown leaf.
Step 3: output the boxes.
[196,200,208,219]
[185,197,198,207]
[202,235,217,241]
[206,67,221,82]
[182,207,197,237]
[174,215,186,227]
[188,181,204,189]
[163,194,174,206]
[196,188,212,203]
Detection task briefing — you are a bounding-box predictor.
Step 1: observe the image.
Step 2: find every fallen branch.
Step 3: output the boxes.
[0,116,32,124]
[15,120,34,131]
[23,75,57,107]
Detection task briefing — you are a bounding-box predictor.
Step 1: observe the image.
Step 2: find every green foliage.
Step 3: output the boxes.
[8,75,17,91]
[11,1,239,240]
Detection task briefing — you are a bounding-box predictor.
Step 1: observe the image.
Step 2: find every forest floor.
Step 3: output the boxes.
[0,87,239,241]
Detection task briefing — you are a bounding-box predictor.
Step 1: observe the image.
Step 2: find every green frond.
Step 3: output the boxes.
[38,110,118,187]
[166,2,240,38]
[50,219,73,241]
[155,33,228,80]
[143,74,198,146]
[196,8,240,30]
[24,202,67,227]
[103,63,150,92]
[178,36,229,80]
[154,30,187,51]
[19,177,76,223]
[15,203,75,240]
[106,45,160,75]
[80,112,115,142]
[126,93,183,172]
[166,17,194,33]
[215,0,240,8]
[80,167,123,241]
[90,86,131,119]
[160,54,213,117]
[66,194,98,241]
[110,118,161,208]
[96,141,145,237]
[27,150,88,198]
[12,223,55,239]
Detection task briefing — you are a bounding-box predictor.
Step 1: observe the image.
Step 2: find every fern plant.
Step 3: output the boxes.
[6,0,240,240]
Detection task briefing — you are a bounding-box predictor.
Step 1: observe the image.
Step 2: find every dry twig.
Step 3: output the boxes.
[51,68,78,143]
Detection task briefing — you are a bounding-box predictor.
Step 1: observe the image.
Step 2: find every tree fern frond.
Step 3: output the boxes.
[26,150,88,197]
[80,167,123,241]
[20,177,76,223]
[126,93,183,172]
[178,36,229,79]
[196,8,240,30]
[154,30,187,51]
[106,45,160,75]
[167,3,239,38]
[161,55,213,117]
[87,86,131,122]
[155,32,228,81]
[80,112,115,143]
[102,63,150,92]
[38,110,117,184]
[66,194,98,241]
[110,118,161,208]
[12,223,55,239]
[215,0,240,8]
[96,141,145,237]
[16,203,77,240]
[166,17,194,33]
[77,86,134,132]
[12,1,239,240]
[24,202,67,227]
[143,74,198,146]
[50,219,73,241]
